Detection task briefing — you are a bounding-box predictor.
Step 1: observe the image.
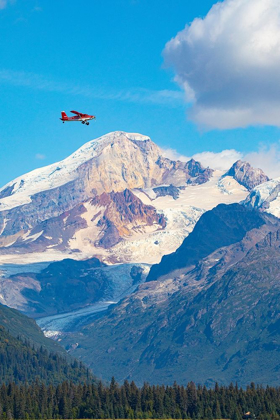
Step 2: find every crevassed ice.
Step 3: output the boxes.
[250,178,280,206]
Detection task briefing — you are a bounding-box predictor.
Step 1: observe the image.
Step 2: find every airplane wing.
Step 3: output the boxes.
[70,110,82,116]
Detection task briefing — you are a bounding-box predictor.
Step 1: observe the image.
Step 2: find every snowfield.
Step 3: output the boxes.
[0,171,249,267]
[0,132,150,211]
[119,171,248,264]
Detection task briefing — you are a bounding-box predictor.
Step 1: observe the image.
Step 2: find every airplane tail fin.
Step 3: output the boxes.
[61,111,68,120]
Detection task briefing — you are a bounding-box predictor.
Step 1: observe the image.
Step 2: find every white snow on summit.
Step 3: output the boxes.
[0,131,150,211]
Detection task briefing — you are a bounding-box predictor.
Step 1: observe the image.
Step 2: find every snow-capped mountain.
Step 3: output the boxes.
[0,131,272,343]
[0,132,267,267]
[0,131,212,213]
[0,132,152,211]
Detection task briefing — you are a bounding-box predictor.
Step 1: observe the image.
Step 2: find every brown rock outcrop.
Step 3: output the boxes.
[225,160,269,191]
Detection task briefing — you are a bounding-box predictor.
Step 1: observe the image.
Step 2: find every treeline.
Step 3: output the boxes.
[0,326,92,385]
[0,379,280,419]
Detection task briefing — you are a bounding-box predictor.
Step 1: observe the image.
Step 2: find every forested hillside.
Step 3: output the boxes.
[0,326,92,385]
[0,303,64,355]
[0,304,93,385]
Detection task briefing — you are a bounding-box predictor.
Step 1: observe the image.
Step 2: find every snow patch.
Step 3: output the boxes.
[25,230,43,242]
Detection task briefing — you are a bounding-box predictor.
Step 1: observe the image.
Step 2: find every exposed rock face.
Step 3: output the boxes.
[0,189,165,255]
[0,202,88,254]
[156,157,213,186]
[225,160,269,191]
[93,189,166,248]
[185,158,213,184]
[147,203,271,281]
[153,185,182,200]
[0,132,212,238]
[0,178,87,238]
[0,184,15,199]
[62,204,280,386]
[130,265,144,283]
[97,219,121,249]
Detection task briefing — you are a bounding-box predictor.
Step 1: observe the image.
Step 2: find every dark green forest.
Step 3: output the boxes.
[1,379,280,419]
[0,326,91,385]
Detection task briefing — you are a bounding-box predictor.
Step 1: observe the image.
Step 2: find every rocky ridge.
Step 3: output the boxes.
[91,189,166,249]
[147,203,268,281]
[62,204,280,386]
[224,160,269,191]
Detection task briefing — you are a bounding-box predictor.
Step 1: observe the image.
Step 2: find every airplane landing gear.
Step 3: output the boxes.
[86,122,89,125]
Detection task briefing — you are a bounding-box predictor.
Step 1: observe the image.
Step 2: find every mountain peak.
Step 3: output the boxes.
[224,160,269,191]
[0,131,159,211]
[0,131,215,243]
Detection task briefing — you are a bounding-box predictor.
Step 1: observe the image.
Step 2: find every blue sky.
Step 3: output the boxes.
[1,0,280,186]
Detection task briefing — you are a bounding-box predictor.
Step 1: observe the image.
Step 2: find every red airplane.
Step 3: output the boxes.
[60,110,96,125]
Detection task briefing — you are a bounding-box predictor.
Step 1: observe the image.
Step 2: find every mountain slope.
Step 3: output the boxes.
[0,302,67,354]
[0,325,91,385]
[0,257,149,320]
[61,204,280,386]
[147,203,268,281]
[0,132,270,345]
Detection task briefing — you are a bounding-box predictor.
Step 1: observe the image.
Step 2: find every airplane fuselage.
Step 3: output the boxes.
[60,111,96,125]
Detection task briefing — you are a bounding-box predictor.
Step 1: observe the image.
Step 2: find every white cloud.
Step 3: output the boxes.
[161,148,190,162]
[192,149,243,170]
[244,143,280,178]
[164,0,280,129]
